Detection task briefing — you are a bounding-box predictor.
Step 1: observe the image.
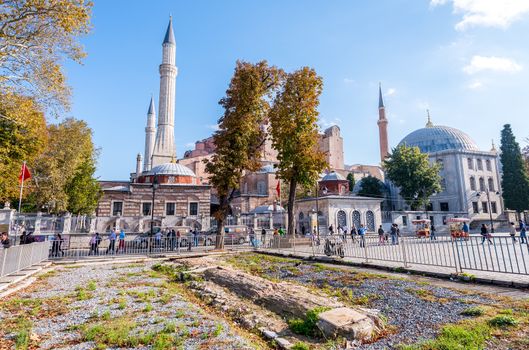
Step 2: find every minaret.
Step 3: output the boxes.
[143,96,156,171]
[377,83,389,162]
[425,109,434,128]
[151,17,178,166]
[136,153,143,176]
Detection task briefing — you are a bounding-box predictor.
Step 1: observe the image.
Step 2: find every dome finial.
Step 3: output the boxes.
[491,139,497,152]
[425,109,433,128]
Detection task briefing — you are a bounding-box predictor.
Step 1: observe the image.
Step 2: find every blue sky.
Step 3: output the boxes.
[63,0,529,180]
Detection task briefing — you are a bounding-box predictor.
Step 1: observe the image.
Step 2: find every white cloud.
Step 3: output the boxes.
[431,0,529,30]
[318,117,342,129]
[386,88,397,96]
[463,55,522,74]
[206,124,219,131]
[467,80,484,89]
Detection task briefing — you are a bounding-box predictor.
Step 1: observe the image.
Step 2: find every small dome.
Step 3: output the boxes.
[259,164,276,173]
[322,171,346,181]
[145,162,196,177]
[399,125,478,153]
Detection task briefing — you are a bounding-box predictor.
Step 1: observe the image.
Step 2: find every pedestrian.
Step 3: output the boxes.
[25,231,36,244]
[168,229,176,250]
[390,224,397,245]
[155,229,162,249]
[358,224,366,248]
[261,227,267,245]
[106,230,116,254]
[118,229,126,253]
[278,227,285,236]
[462,221,470,239]
[1,232,10,248]
[377,225,385,245]
[342,225,348,241]
[89,233,98,255]
[57,233,65,256]
[430,224,437,241]
[350,226,357,243]
[176,230,181,250]
[480,224,492,244]
[20,231,28,245]
[509,222,517,243]
[328,225,334,235]
[51,233,60,257]
[301,224,306,236]
[193,229,198,247]
[520,221,527,244]
[95,232,102,255]
[249,227,256,247]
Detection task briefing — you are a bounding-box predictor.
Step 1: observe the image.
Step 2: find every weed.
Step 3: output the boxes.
[162,322,176,333]
[101,310,111,320]
[399,323,490,350]
[153,333,175,350]
[488,315,517,328]
[117,298,127,310]
[460,306,484,317]
[75,286,93,301]
[144,303,153,312]
[291,342,310,350]
[212,323,223,337]
[87,281,97,291]
[288,306,330,337]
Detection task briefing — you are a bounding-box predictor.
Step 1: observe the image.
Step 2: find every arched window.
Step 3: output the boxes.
[366,211,375,231]
[477,159,483,170]
[298,212,304,221]
[488,178,495,191]
[479,177,486,191]
[470,177,476,191]
[337,210,347,228]
[352,210,361,229]
[257,181,267,194]
[486,159,492,171]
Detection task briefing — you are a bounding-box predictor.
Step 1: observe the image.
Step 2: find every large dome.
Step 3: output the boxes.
[398,125,479,153]
[144,162,196,177]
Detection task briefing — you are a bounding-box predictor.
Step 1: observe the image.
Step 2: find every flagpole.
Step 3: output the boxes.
[18,161,26,213]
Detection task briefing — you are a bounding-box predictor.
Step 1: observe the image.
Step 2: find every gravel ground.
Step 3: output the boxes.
[0,262,257,350]
[254,259,493,349]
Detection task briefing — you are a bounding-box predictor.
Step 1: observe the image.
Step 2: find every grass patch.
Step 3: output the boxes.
[143,303,153,312]
[212,323,223,337]
[460,306,484,317]
[291,342,310,350]
[288,306,330,337]
[399,323,490,350]
[488,315,518,328]
[87,281,97,291]
[75,286,93,301]
[117,298,127,310]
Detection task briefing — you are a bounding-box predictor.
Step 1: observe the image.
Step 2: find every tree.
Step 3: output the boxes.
[346,172,355,193]
[383,145,441,210]
[30,118,99,213]
[0,92,47,202]
[204,61,283,248]
[0,0,92,114]
[269,67,327,236]
[500,124,529,212]
[522,137,529,172]
[357,175,385,198]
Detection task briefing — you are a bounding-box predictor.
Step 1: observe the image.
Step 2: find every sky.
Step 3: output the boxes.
[62,0,529,180]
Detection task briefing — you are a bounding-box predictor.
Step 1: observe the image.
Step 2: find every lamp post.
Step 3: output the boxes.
[314,182,327,239]
[477,189,498,233]
[150,174,159,235]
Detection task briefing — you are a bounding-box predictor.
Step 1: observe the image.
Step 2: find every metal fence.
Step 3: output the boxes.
[259,234,529,275]
[47,234,253,260]
[0,241,51,278]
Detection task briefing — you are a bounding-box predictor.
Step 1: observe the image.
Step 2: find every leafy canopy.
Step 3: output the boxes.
[357,175,385,198]
[383,145,441,210]
[269,67,327,235]
[500,124,529,212]
[0,0,92,114]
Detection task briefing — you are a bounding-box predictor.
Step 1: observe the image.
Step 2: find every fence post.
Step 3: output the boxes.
[16,245,23,274]
[0,249,7,277]
[363,236,369,263]
[451,238,462,274]
[400,237,409,268]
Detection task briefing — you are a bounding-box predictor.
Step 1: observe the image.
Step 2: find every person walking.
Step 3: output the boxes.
[328,225,334,235]
[509,222,518,243]
[390,224,398,245]
[118,229,126,253]
[462,221,470,239]
[20,231,28,245]
[106,230,116,254]
[342,225,348,242]
[350,226,357,243]
[520,221,527,244]
[51,233,60,257]
[155,229,162,250]
[193,229,199,247]
[89,233,98,255]
[430,224,437,241]
[1,232,10,248]
[261,227,267,246]
[480,224,492,244]
[358,224,366,248]
[377,225,385,245]
[167,229,176,251]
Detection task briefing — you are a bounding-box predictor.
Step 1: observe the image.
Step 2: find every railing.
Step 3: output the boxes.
[0,241,51,278]
[47,234,254,260]
[259,234,529,275]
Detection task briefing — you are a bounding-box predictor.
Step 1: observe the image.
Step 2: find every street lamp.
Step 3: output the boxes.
[150,174,159,235]
[477,189,499,233]
[314,182,327,238]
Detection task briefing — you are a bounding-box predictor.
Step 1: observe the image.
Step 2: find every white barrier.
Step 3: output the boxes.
[0,241,51,278]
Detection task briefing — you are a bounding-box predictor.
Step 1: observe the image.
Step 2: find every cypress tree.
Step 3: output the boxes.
[500,124,529,212]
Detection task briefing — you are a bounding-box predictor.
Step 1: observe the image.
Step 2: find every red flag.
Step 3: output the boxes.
[18,163,31,182]
[276,181,280,197]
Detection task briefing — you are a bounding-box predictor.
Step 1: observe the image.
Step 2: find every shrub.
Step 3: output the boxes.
[460,306,484,317]
[288,307,330,337]
[291,342,310,350]
[488,315,517,328]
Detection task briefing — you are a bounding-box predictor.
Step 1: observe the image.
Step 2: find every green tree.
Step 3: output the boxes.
[204,61,283,248]
[30,118,99,213]
[269,67,327,236]
[346,173,355,193]
[0,92,47,202]
[0,0,92,113]
[500,124,529,212]
[383,145,441,210]
[357,175,385,198]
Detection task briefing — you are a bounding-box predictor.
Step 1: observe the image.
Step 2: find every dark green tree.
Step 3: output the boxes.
[383,145,441,210]
[357,175,385,198]
[65,157,102,214]
[346,173,355,192]
[500,124,529,212]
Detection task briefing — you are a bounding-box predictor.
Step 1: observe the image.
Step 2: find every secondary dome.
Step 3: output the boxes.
[322,171,346,181]
[145,162,196,177]
[398,125,478,153]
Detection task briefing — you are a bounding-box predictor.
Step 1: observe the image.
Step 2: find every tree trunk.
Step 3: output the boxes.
[287,178,297,236]
[215,196,230,249]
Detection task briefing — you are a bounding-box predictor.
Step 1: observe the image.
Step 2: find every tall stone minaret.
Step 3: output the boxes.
[143,96,156,171]
[377,83,389,163]
[151,17,177,166]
